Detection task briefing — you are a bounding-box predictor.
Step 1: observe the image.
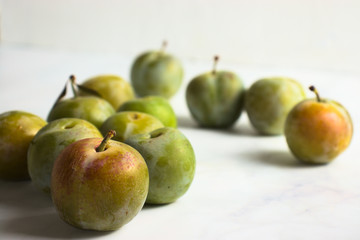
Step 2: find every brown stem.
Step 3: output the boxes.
[160,40,167,53]
[50,75,74,110]
[69,75,78,97]
[212,55,219,74]
[309,85,321,102]
[96,130,116,152]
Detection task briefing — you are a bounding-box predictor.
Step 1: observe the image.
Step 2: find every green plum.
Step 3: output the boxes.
[186,56,245,128]
[285,86,353,164]
[80,74,135,110]
[118,96,177,128]
[27,118,102,194]
[51,131,149,231]
[0,111,46,180]
[100,111,164,142]
[131,42,184,98]
[125,127,196,204]
[47,75,115,128]
[245,77,306,135]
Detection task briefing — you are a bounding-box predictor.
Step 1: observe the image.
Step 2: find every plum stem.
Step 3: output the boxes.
[309,85,321,102]
[212,55,219,75]
[96,130,116,152]
[160,40,167,53]
[69,75,78,97]
[49,75,74,110]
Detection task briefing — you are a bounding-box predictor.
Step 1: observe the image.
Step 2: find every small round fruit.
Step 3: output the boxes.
[118,96,177,128]
[186,56,245,128]
[100,111,164,142]
[285,86,353,164]
[0,111,46,180]
[51,131,149,231]
[81,74,135,109]
[47,96,115,129]
[28,118,102,193]
[245,77,306,135]
[131,42,184,98]
[125,127,196,204]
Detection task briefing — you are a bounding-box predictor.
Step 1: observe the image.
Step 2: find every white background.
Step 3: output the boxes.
[1,1,360,240]
[1,0,360,73]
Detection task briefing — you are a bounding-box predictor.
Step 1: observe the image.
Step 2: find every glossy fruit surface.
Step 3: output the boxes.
[131,48,183,98]
[0,111,46,180]
[47,96,115,128]
[100,111,164,142]
[81,74,135,109]
[28,118,102,193]
[125,127,196,204]
[245,77,306,135]
[51,136,149,231]
[186,70,245,128]
[118,96,177,128]
[285,88,353,164]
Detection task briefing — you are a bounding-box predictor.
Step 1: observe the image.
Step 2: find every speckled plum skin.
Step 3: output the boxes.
[81,75,135,110]
[125,127,196,204]
[285,99,353,164]
[131,51,183,98]
[27,118,102,194]
[47,96,115,129]
[0,111,46,180]
[51,138,149,231]
[100,111,164,142]
[118,96,177,128]
[245,77,306,135]
[186,71,245,128]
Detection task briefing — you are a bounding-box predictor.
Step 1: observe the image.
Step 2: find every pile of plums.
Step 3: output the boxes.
[186,56,353,164]
[0,42,353,231]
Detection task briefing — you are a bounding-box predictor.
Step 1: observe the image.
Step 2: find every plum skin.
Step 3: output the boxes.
[0,111,46,180]
[81,75,135,110]
[186,71,245,128]
[51,138,149,231]
[47,96,115,129]
[125,127,196,204]
[27,118,102,194]
[118,96,177,128]
[285,99,353,164]
[131,51,183,99]
[245,77,306,135]
[100,111,164,142]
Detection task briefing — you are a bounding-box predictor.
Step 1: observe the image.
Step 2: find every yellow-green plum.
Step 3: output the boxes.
[125,127,196,204]
[118,96,177,128]
[0,111,46,180]
[51,131,149,231]
[100,111,164,142]
[245,77,306,135]
[47,75,115,128]
[131,42,183,98]
[186,56,245,128]
[27,118,102,194]
[80,74,135,109]
[285,86,353,164]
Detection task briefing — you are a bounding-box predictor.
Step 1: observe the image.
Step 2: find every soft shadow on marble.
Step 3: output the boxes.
[177,115,259,137]
[0,181,113,239]
[3,212,113,239]
[239,150,327,168]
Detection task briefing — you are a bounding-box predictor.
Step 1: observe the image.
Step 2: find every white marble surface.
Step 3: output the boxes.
[0,44,359,240]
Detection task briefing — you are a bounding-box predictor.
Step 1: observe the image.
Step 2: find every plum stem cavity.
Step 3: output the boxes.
[96,130,116,152]
[309,85,322,102]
